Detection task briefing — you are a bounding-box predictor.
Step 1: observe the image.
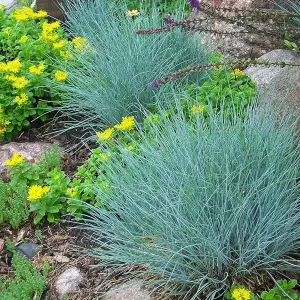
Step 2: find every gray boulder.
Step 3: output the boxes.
[103,280,152,300]
[244,49,300,128]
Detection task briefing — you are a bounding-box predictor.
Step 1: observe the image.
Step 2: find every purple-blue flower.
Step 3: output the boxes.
[163,15,174,25]
[151,80,160,88]
[187,0,201,11]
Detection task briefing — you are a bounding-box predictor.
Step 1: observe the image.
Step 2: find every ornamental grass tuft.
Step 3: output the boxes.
[81,103,300,299]
[53,0,207,133]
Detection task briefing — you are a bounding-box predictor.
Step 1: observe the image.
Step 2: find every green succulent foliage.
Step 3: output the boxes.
[179,68,257,120]
[0,249,49,300]
[0,180,29,228]
[261,280,300,300]
[0,6,72,141]
[8,144,61,186]
[29,168,70,224]
[2,145,69,225]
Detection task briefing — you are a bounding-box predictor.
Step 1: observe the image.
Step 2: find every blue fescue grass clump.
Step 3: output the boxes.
[55,0,207,131]
[82,103,300,299]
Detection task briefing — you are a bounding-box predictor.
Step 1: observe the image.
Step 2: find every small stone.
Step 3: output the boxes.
[103,280,152,300]
[53,254,70,263]
[16,242,40,259]
[55,267,84,297]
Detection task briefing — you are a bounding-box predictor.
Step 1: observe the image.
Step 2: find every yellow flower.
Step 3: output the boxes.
[59,50,73,60]
[29,63,45,75]
[42,21,60,44]
[5,153,25,167]
[99,152,111,161]
[15,93,28,105]
[0,128,6,135]
[27,185,50,201]
[96,128,114,141]
[191,105,205,115]
[7,75,29,89]
[3,120,10,126]
[231,287,251,300]
[53,40,66,50]
[126,10,139,17]
[7,59,21,73]
[0,62,7,72]
[72,37,88,51]
[3,28,11,36]
[231,69,245,77]
[12,7,34,21]
[67,188,77,198]
[114,116,135,131]
[32,10,48,19]
[54,70,68,81]
[19,35,28,43]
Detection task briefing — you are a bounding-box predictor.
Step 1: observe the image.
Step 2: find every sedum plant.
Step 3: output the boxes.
[53,0,207,133]
[81,103,300,299]
[0,246,49,300]
[0,5,86,141]
[0,180,29,229]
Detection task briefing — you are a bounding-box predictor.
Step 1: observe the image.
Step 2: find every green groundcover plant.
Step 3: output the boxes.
[2,145,70,225]
[0,5,86,141]
[0,242,49,300]
[80,103,300,299]
[52,0,208,134]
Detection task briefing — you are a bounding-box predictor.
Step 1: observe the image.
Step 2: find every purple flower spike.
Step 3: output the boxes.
[163,15,174,25]
[187,0,201,11]
[151,80,160,88]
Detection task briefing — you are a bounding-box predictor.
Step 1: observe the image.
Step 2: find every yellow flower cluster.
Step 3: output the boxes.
[15,93,28,105]
[3,28,11,36]
[42,21,60,44]
[19,35,28,43]
[54,70,68,82]
[5,153,25,167]
[231,69,245,77]
[231,287,251,300]
[5,75,29,89]
[97,128,114,141]
[191,105,205,114]
[99,152,111,161]
[27,185,50,201]
[29,63,45,75]
[72,37,88,51]
[0,59,21,73]
[53,40,66,50]
[67,188,77,198]
[114,116,135,131]
[126,10,139,17]
[12,7,47,21]
[59,50,73,60]
[0,115,11,136]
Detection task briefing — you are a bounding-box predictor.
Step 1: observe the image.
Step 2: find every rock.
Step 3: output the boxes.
[103,280,152,300]
[55,267,84,298]
[0,0,19,11]
[0,142,54,179]
[244,49,300,128]
[244,49,300,87]
[192,0,282,59]
[16,243,40,259]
